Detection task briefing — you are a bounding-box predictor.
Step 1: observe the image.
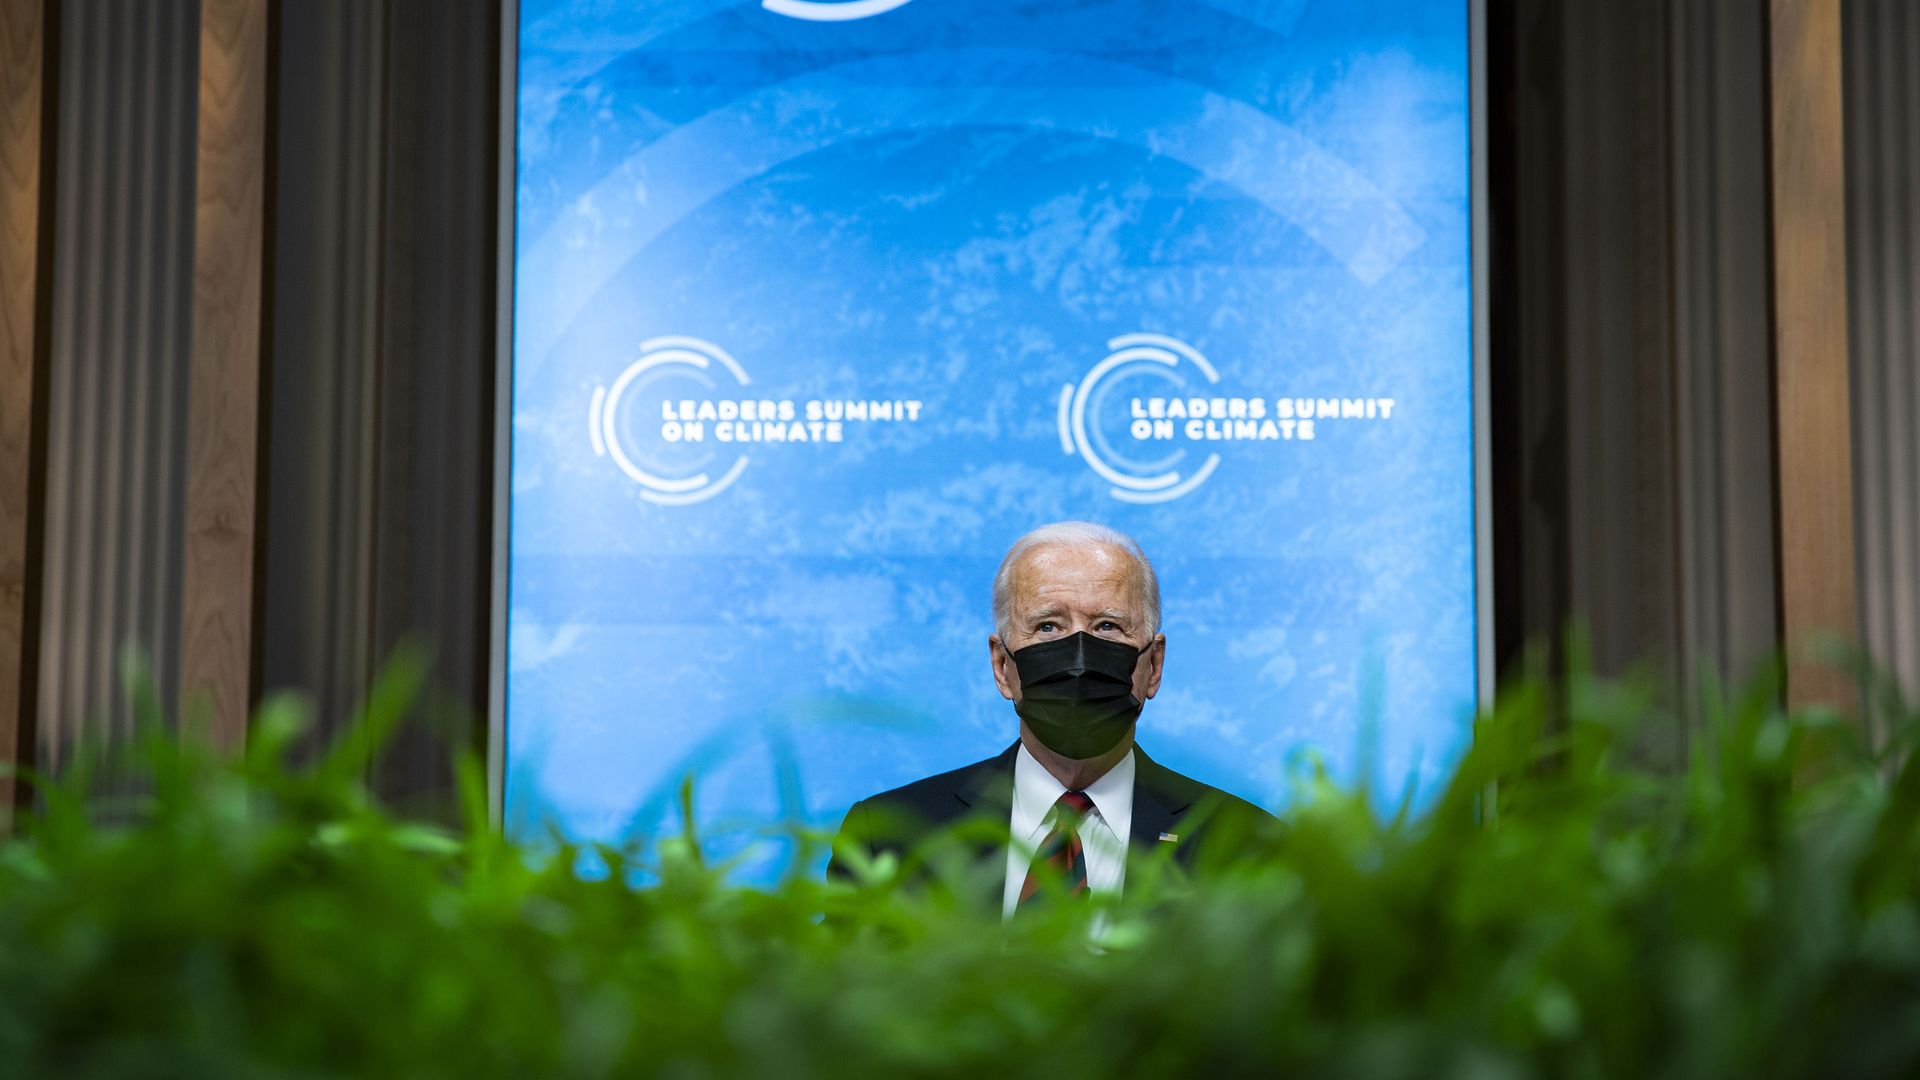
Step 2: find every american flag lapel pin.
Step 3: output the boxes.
[1158,832,1179,843]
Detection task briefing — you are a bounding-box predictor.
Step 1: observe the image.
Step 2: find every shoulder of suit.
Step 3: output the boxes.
[1136,748,1275,820]
[855,746,1015,812]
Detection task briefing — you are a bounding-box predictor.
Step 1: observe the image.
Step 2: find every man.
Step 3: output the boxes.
[830,521,1270,916]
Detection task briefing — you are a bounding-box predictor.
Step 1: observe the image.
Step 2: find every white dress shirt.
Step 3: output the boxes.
[1001,743,1135,919]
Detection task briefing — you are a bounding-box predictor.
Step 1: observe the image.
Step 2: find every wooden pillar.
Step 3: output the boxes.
[1767,0,1856,712]
[0,0,49,809]
[180,0,270,749]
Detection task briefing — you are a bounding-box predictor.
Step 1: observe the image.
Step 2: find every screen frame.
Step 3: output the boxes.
[485,0,1495,823]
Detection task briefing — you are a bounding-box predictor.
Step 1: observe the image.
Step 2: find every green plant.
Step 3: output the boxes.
[0,647,1916,1078]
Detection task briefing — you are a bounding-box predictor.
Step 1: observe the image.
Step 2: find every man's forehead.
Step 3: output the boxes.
[1010,542,1141,596]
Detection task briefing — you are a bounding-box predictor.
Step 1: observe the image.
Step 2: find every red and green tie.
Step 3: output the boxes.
[1019,790,1095,908]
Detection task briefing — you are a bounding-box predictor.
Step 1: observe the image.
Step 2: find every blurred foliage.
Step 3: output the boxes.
[3,644,1919,1079]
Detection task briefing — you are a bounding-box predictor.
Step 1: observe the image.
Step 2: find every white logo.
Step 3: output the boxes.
[761,0,917,21]
[589,336,927,505]
[1059,334,1224,505]
[589,336,752,506]
[1059,333,1400,503]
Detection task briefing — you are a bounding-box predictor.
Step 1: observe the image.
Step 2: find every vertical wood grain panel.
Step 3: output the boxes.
[0,0,48,811]
[1768,0,1856,711]
[179,0,268,749]
[368,0,499,812]
[35,0,197,781]
[1491,0,1780,733]
[260,0,380,739]
[1843,0,1920,730]
[1666,0,1778,720]
[260,0,500,815]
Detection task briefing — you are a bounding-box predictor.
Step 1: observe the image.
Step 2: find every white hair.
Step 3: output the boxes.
[991,521,1161,640]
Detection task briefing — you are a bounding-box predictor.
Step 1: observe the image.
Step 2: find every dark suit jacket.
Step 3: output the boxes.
[828,741,1272,903]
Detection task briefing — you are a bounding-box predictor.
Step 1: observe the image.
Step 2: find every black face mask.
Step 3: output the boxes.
[1007,631,1144,760]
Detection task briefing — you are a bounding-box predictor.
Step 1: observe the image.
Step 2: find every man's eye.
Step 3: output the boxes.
[1097,621,1121,632]
[1036,621,1059,633]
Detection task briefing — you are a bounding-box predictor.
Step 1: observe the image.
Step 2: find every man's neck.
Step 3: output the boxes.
[1018,724,1135,791]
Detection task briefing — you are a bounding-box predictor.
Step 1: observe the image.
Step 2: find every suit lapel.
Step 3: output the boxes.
[953,742,1019,830]
[946,743,1020,908]
[947,743,1195,870]
[943,742,1199,909]
[960,742,1192,852]
[1129,746,1193,860]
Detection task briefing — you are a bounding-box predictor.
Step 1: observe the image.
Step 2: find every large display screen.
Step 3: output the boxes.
[501,0,1482,869]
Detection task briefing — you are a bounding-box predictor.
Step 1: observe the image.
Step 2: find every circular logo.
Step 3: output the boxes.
[760,0,917,20]
[589,336,752,506]
[1059,333,1223,504]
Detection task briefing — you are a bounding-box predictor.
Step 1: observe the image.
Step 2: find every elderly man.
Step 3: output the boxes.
[831,521,1268,915]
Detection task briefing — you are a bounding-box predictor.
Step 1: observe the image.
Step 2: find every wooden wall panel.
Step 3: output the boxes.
[365,0,500,811]
[35,0,198,778]
[1767,0,1857,711]
[1666,0,1780,705]
[0,0,47,809]
[1490,0,1779,744]
[260,0,383,749]
[260,0,501,816]
[179,0,268,749]
[1843,0,1920,733]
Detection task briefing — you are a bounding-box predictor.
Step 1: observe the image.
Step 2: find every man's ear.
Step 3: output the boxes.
[989,634,1020,702]
[1139,633,1167,700]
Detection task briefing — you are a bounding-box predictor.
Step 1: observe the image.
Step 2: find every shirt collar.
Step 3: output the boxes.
[1012,742,1135,846]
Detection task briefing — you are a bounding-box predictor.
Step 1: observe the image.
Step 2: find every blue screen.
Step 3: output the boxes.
[505,0,1478,869]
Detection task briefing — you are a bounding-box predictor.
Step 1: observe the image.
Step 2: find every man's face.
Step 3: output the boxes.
[989,542,1166,707]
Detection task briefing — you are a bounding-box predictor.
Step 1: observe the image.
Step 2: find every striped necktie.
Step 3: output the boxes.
[1019,790,1096,908]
